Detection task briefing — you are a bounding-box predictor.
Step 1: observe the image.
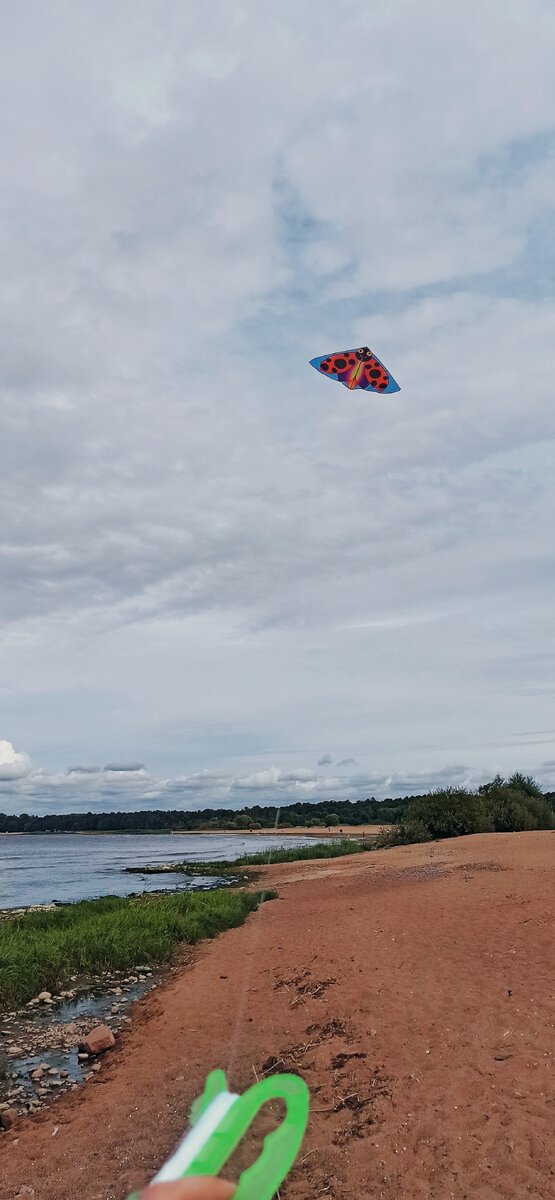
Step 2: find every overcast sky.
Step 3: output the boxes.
[2,0,555,814]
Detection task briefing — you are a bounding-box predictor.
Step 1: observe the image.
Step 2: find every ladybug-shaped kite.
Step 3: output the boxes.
[310,346,400,394]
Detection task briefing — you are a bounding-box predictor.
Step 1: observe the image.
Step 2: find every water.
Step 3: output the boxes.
[0,832,313,909]
[0,969,159,1105]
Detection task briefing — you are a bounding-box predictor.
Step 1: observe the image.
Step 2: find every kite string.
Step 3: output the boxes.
[226,806,281,1080]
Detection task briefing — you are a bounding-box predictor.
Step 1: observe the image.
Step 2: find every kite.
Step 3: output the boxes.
[310,345,400,394]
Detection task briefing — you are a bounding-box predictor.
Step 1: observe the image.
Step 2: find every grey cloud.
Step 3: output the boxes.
[1,3,555,792]
[103,763,146,774]
[67,766,102,775]
[337,758,358,768]
[318,754,333,766]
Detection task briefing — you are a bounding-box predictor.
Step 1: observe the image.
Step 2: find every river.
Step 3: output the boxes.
[0,832,313,908]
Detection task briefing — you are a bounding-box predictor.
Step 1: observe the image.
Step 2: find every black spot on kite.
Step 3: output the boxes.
[334,358,347,370]
[320,362,329,371]
[369,368,381,378]
[349,358,355,365]
[379,382,387,389]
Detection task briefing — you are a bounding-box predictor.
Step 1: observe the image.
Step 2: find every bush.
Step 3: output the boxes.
[408,789,491,839]
[482,786,554,832]
[377,819,431,847]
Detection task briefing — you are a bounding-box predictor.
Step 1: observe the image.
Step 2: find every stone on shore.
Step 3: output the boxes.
[78,1025,115,1055]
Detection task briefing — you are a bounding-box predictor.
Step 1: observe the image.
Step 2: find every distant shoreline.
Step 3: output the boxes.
[0,824,388,838]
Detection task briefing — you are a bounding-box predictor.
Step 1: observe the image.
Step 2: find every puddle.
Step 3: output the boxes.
[0,971,156,1116]
[0,874,237,1120]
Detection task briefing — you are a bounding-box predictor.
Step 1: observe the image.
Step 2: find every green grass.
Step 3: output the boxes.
[0,889,266,1010]
[232,839,370,865]
[126,838,371,876]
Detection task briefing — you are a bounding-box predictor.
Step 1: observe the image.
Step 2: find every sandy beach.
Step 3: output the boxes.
[1,831,553,1200]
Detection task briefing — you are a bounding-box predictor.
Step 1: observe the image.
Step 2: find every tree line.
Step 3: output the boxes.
[0,795,412,833]
[0,775,553,834]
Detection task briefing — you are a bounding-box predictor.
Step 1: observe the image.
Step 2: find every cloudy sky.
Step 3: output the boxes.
[2,0,555,814]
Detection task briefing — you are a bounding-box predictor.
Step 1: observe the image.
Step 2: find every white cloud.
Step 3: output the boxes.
[1,751,555,816]
[0,740,32,781]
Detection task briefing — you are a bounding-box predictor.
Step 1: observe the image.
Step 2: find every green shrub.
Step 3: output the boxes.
[482,785,554,832]
[407,789,491,839]
[378,818,431,847]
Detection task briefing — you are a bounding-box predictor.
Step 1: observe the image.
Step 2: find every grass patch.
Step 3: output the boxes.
[0,889,266,1010]
[232,839,370,866]
[127,839,371,876]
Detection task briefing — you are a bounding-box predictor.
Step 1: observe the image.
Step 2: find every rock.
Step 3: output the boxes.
[78,1025,115,1055]
[0,1109,17,1131]
[7,1046,24,1057]
[77,1052,89,1061]
[110,987,123,996]
[37,1089,48,1098]
[30,1069,44,1081]
[37,992,52,1003]
[65,1023,78,1035]
[47,1068,59,1076]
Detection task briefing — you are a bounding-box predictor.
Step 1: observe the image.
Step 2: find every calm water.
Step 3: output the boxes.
[0,832,313,909]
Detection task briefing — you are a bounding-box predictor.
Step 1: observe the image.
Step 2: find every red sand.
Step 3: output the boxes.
[1,832,553,1200]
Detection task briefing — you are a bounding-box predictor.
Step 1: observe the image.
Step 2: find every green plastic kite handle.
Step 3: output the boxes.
[127,1071,309,1200]
[234,1074,309,1200]
[192,1073,309,1200]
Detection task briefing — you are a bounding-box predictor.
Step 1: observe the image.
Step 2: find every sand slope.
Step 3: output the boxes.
[1,832,553,1200]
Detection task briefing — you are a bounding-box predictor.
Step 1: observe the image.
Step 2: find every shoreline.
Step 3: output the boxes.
[0,824,388,837]
[0,831,553,1198]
